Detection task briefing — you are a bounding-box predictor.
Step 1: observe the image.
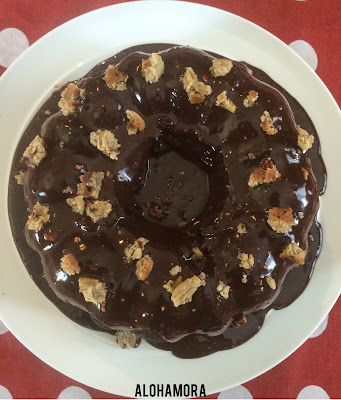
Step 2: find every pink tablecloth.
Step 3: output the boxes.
[0,0,340,398]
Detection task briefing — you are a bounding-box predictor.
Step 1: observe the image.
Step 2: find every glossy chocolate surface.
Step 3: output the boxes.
[8,44,326,358]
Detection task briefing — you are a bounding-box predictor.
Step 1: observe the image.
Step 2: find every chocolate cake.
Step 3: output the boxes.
[8,44,326,358]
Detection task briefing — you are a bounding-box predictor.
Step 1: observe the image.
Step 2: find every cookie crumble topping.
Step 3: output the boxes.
[22,136,46,168]
[58,83,85,116]
[103,65,128,91]
[90,129,121,160]
[61,253,80,276]
[260,111,278,135]
[27,203,50,231]
[79,277,107,304]
[141,53,165,83]
[209,58,233,77]
[181,67,212,104]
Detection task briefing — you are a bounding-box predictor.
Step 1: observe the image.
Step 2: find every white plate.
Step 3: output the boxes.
[0,1,340,397]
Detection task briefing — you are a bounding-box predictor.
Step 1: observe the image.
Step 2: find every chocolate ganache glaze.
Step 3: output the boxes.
[8,44,326,358]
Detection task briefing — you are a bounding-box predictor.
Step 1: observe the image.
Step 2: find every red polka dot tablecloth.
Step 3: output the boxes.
[0,0,340,398]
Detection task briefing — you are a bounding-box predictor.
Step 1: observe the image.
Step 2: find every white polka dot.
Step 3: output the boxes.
[0,319,8,335]
[58,387,92,399]
[218,385,253,399]
[309,315,329,338]
[0,28,29,68]
[0,385,12,399]
[289,40,318,71]
[297,385,329,399]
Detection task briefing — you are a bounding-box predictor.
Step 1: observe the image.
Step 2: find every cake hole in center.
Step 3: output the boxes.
[135,151,209,227]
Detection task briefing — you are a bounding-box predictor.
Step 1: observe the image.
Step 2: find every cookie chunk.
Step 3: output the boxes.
[216,281,230,299]
[66,195,85,214]
[126,110,145,135]
[90,130,121,160]
[116,331,141,349]
[171,275,202,307]
[248,159,281,187]
[298,127,314,150]
[61,254,80,276]
[267,207,295,234]
[238,252,254,269]
[125,238,149,262]
[14,169,26,185]
[209,58,233,77]
[58,83,85,116]
[85,200,112,223]
[181,67,212,104]
[103,65,128,91]
[79,277,107,304]
[27,203,50,231]
[243,90,258,107]
[22,136,46,168]
[77,171,105,199]
[216,91,237,113]
[141,53,165,83]
[280,242,306,266]
[136,255,154,281]
[260,111,278,135]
